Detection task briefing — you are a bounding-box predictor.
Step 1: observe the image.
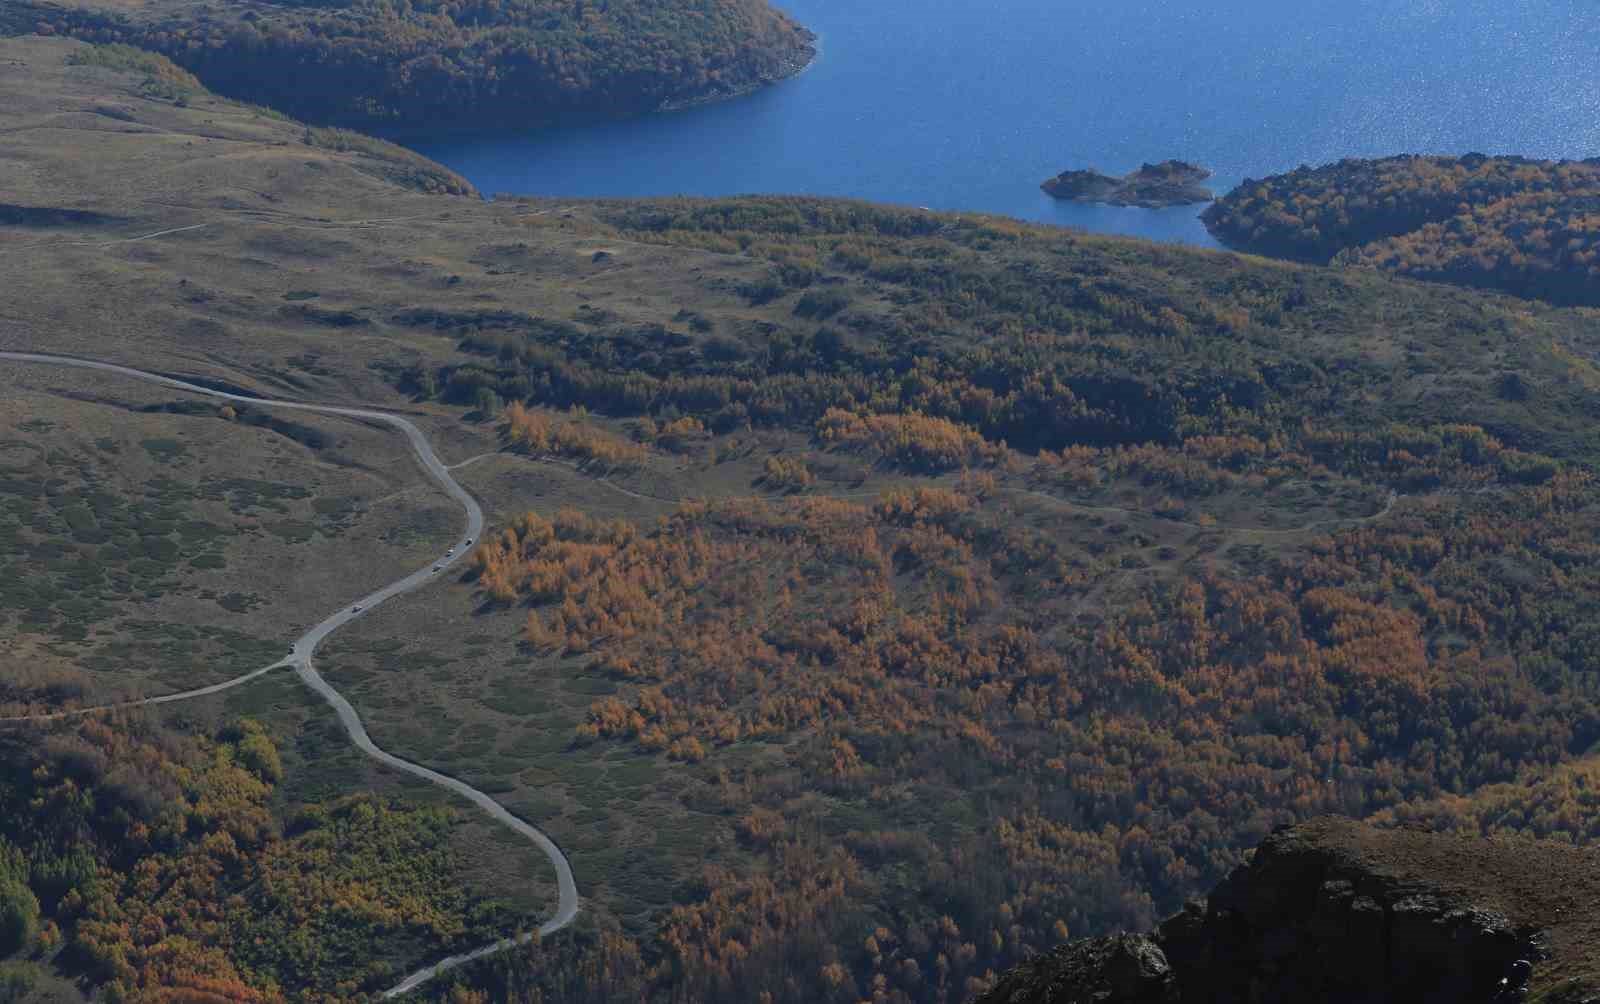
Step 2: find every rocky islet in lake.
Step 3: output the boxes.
[1041,160,1215,208]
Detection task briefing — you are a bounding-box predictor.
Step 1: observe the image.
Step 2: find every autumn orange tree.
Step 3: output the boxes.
[1203,154,1600,303]
[0,716,518,1002]
[450,436,1600,1003]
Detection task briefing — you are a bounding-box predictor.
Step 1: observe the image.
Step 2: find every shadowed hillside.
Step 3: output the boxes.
[2,0,815,128]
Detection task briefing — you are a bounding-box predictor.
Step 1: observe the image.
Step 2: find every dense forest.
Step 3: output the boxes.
[5,0,815,127]
[1202,154,1600,305]
[445,464,1600,1003]
[0,715,518,1001]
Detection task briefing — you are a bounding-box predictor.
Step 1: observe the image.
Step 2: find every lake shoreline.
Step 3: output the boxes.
[657,30,820,114]
[397,0,1600,249]
[374,32,820,145]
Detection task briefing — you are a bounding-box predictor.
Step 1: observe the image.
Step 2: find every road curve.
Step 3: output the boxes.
[0,351,579,997]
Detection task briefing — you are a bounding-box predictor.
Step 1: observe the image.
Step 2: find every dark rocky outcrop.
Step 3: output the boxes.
[0,202,119,227]
[1041,161,1214,208]
[975,818,1600,1004]
[1157,826,1535,1003]
[981,935,1177,1004]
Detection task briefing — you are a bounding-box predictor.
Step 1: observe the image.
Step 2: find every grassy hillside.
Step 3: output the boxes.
[6,0,815,128]
[7,35,1600,1004]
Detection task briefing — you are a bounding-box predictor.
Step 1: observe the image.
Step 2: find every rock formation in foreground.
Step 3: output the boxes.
[1040,161,1214,208]
[974,817,1600,1004]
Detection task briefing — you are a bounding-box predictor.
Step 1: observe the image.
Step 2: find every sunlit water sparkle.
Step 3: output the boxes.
[398,0,1600,245]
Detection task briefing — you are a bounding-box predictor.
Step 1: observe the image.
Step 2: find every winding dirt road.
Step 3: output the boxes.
[0,350,1411,997]
[0,351,579,998]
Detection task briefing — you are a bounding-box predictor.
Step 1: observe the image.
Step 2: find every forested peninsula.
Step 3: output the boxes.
[0,0,816,129]
[1203,154,1600,305]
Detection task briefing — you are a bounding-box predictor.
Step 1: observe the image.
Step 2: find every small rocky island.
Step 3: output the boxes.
[1041,160,1215,208]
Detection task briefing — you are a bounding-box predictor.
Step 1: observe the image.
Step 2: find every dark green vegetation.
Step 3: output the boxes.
[10,0,814,128]
[421,195,1600,467]
[1203,154,1600,304]
[0,714,521,1003]
[10,34,1600,1004]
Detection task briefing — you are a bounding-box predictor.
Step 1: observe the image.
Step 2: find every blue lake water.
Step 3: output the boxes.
[402,0,1600,246]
